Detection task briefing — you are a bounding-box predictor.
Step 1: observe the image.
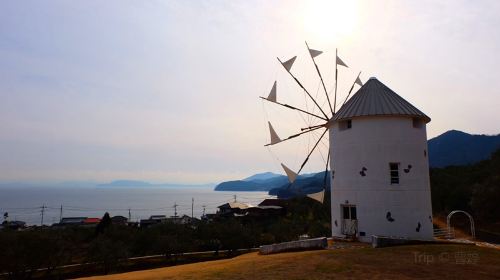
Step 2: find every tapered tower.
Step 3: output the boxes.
[329,77,433,242]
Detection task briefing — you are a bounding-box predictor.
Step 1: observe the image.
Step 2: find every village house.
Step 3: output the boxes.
[57,217,101,227]
[59,217,87,226]
[246,205,285,217]
[82,217,101,227]
[111,215,128,225]
[258,198,289,208]
[168,214,199,225]
[140,215,167,228]
[216,201,284,218]
[217,201,251,217]
[1,220,27,230]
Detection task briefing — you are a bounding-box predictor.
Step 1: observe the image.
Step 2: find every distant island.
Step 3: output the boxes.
[215,130,500,194]
[214,172,288,192]
[214,171,329,198]
[98,180,154,187]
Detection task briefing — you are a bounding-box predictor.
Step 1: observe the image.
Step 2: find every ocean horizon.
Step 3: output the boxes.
[0,185,273,226]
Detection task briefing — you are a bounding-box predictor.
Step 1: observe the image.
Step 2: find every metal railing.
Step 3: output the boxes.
[447,210,476,239]
[433,227,455,239]
[341,219,358,237]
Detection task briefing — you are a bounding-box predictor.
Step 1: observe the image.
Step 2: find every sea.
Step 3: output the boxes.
[0,185,273,226]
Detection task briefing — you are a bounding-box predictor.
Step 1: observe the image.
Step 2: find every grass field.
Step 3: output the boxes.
[79,244,500,280]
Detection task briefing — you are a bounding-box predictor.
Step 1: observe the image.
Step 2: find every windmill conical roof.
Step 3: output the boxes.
[334,77,430,123]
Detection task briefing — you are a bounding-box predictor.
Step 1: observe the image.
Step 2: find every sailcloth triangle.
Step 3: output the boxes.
[336,55,348,67]
[281,163,298,183]
[281,56,297,71]
[307,189,325,203]
[308,48,323,58]
[268,122,281,145]
[267,81,277,102]
[355,76,363,86]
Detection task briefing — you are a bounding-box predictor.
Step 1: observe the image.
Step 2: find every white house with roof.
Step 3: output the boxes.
[329,77,433,242]
[217,201,251,216]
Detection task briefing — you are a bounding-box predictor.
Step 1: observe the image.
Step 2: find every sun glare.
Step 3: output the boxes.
[302,0,358,42]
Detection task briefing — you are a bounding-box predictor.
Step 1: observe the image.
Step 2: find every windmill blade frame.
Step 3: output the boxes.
[305,41,334,116]
[277,57,329,119]
[261,44,361,202]
[265,125,323,147]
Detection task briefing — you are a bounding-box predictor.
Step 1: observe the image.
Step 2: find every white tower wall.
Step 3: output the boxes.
[329,116,433,242]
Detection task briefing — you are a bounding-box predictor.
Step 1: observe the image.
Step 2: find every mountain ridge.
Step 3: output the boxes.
[428,130,500,168]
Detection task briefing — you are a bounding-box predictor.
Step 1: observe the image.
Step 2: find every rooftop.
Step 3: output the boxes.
[83,218,101,224]
[218,202,251,209]
[333,78,430,123]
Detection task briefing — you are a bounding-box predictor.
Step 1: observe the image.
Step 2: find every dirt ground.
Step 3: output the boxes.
[78,244,500,280]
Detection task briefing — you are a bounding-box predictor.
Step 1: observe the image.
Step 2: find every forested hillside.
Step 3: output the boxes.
[428,130,500,168]
[430,149,500,226]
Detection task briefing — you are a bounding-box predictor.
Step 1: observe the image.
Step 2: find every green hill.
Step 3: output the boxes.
[431,148,500,227]
[428,130,500,167]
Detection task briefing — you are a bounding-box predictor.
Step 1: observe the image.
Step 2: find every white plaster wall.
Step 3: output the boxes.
[329,116,433,242]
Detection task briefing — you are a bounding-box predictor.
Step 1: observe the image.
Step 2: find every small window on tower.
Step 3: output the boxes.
[389,163,400,185]
[339,119,352,131]
[412,118,423,129]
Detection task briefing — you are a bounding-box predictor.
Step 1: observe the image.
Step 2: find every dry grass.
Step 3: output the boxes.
[78,244,500,280]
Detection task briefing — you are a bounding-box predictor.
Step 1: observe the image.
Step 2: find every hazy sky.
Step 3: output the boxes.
[1,0,499,184]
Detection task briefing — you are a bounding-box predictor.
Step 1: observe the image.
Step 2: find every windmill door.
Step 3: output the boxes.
[341,205,358,236]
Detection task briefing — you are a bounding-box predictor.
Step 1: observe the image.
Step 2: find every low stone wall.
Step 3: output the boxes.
[259,237,328,255]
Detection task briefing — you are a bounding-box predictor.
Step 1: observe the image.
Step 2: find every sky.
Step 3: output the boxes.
[1,0,499,184]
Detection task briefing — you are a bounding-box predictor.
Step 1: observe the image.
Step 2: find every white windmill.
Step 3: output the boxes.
[262,44,434,242]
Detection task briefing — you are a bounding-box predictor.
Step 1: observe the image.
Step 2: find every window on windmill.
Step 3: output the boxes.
[389,163,400,185]
[412,118,423,129]
[350,207,357,219]
[342,205,357,220]
[339,119,352,131]
[343,206,350,219]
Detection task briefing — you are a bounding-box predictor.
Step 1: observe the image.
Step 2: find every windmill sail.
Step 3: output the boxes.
[268,122,281,145]
[281,163,298,183]
[334,50,348,113]
[267,81,277,102]
[342,72,363,106]
[307,189,325,203]
[355,76,363,86]
[306,42,332,114]
[308,48,323,58]
[336,55,348,67]
[281,56,297,71]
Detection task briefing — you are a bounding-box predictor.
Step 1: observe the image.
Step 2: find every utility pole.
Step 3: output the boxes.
[191,198,194,219]
[59,205,63,223]
[40,204,46,227]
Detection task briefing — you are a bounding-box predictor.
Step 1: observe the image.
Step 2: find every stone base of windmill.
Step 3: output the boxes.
[371,235,448,248]
[259,237,328,255]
